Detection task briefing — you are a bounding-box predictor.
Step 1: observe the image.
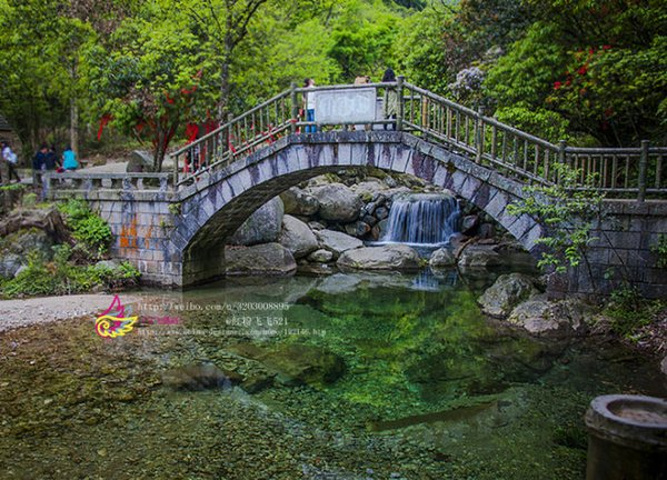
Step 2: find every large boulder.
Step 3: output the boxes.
[337,245,420,271]
[311,183,362,222]
[278,215,318,259]
[458,245,502,268]
[429,248,456,268]
[350,179,388,200]
[315,229,363,258]
[0,253,23,279]
[280,187,319,217]
[478,273,538,318]
[307,249,334,263]
[227,197,284,246]
[0,226,56,280]
[225,243,296,276]
[507,298,588,337]
[127,150,153,173]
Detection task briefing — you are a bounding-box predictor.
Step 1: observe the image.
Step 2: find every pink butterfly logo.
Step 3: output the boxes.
[95,295,138,339]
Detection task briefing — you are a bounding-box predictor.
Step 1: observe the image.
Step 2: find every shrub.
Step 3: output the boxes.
[58,199,112,258]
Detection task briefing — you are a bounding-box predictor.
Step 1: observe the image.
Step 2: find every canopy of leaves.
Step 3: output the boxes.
[1,0,664,168]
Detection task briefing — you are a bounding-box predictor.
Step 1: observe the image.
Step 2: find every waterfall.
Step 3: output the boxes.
[381,193,460,246]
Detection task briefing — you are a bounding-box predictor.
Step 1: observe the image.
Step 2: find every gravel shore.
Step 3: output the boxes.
[0,294,142,333]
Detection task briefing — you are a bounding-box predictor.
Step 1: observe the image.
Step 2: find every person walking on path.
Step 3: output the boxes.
[303,78,317,133]
[382,68,398,130]
[33,144,49,194]
[1,141,21,183]
[62,145,79,171]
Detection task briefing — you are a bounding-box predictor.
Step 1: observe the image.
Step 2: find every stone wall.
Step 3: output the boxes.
[549,200,667,299]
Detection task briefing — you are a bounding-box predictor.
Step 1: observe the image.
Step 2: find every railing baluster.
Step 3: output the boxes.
[656,154,663,189]
[491,124,497,162]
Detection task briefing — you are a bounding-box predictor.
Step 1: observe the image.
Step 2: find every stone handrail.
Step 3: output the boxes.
[45,171,172,193]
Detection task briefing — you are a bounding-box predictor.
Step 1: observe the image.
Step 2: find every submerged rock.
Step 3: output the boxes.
[337,245,420,271]
[162,363,242,391]
[507,298,589,337]
[478,273,538,318]
[225,243,297,276]
[228,342,346,386]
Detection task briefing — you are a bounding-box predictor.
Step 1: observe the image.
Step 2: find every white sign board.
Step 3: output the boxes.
[313,88,377,124]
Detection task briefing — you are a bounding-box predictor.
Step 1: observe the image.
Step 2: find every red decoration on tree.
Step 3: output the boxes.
[97,114,113,140]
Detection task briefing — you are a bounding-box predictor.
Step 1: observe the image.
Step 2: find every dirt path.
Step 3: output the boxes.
[0,294,143,333]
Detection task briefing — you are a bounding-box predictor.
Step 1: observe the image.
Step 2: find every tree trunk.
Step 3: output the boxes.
[70,98,79,154]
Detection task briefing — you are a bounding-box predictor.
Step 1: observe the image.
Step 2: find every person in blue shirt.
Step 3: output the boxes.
[62,146,79,170]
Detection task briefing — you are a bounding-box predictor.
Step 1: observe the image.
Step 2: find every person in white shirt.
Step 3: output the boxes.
[1,140,21,183]
[303,78,317,133]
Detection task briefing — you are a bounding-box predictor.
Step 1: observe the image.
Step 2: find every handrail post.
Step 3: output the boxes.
[637,139,649,203]
[557,139,567,184]
[290,82,298,134]
[396,75,404,131]
[172,153,178,189]
[475,106,483,164]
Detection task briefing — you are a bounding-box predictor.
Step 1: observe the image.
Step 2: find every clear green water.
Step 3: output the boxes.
[1,270,665,479]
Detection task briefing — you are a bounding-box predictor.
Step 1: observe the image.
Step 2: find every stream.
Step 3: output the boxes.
[1,270,665,479]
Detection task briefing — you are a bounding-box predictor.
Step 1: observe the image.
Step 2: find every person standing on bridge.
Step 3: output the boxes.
[303,78,317,133]
[382,68,398,130]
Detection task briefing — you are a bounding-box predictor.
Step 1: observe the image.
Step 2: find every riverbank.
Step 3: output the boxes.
[0,293,142,333]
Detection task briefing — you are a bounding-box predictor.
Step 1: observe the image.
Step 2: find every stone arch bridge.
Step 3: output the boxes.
[46,81,667,296]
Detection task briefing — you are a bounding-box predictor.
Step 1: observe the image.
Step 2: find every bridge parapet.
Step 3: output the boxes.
[45,172,175,201]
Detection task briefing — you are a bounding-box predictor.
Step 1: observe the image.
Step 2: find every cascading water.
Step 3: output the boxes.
[380,192,460,247]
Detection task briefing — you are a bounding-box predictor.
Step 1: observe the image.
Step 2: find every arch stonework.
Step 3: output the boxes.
[164,131,543,286]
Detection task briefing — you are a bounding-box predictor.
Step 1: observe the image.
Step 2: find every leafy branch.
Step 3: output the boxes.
[507,163,605,281]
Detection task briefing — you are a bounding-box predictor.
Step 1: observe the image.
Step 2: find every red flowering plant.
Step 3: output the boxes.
[547,38,667,146]
[89,21,213,171]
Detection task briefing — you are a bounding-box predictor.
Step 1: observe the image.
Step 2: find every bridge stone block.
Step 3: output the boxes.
[391,146,410,173]
[447,170,468,194]
[483,189,510,220]
[520,223,544,252]
[458,175,483,201]
[350,144,369,166]
[506,213,535,241]
[431,164,450,189]
[429,145,451,164]
[487,172,524,199]
[291,144,308,170]
[335,143,352,165]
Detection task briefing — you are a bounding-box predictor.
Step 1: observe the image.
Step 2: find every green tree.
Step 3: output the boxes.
[87,4,212,171]
[486,0,667,145]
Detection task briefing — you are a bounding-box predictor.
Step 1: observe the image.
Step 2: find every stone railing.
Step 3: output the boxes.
[45,172,173,199]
